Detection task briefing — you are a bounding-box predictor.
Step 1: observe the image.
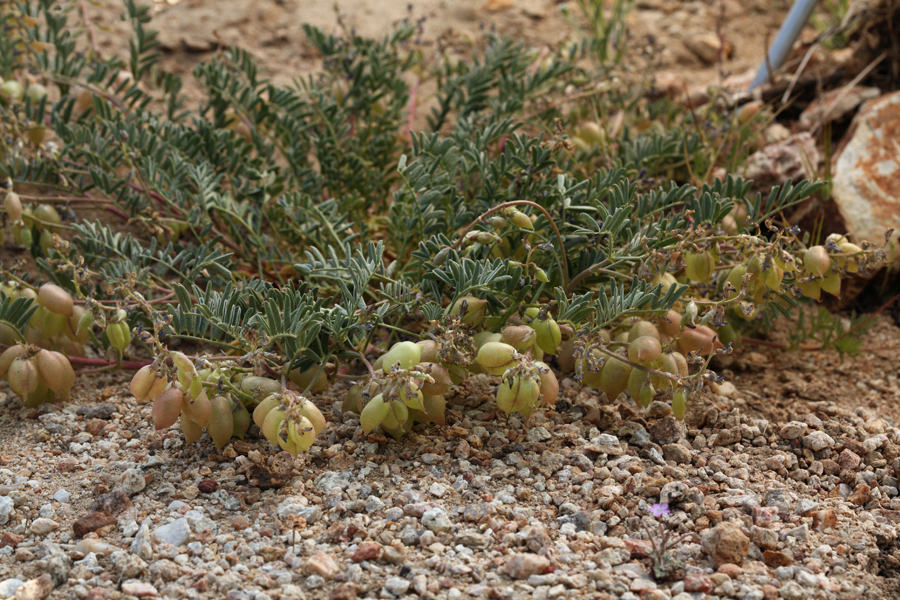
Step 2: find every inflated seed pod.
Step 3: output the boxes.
[475,341,517,375]
[599,355,632,401]
[533,317,561,355]
[241,376,282,399]
[676,326,722,355]
[501,325,536,351]
[725,264,747,300]
[0,345,28,378]
[628,320,660,342]
[449,296,487,325]
[106,321,131,352]
[182,390,212,429]
[800,279,821,300]
[4,192,22,221]
[33,204,61,230]
[34,349,75,396]
[130,365,166,402]
[380,341,423,373]
[671,351,689,377]
[421,394,446,426]
[299,399,326,435]
[0,324,18,346]
[252,394,281,429]
[232,401,252,439]
[180,413,204,445]
[628,336,662,364]
[837,242,862,273]
[398,381,425,411]
[153,387,183,430]
[535,362,559,406]
[472,331,500,350]
[416,340,441,363]
[261,406,287,444]
[37,283,74,316]
[282,416,316,455]
[626,368,651,406]
[418,362,451,396]
[287,365,329,392]
[804,245,830,277]
[360,393,390,433]
[446,364,468,385]
[820,272,841,297]
[41,310,66,337]
[672,389,688,420]
[684,251,715,282]
[650,353,679,390]
[557,339,577,373]
[495,376,540,418]
[657,310,682,338]
[8,356,40,398]
[208,395,235,450]
[382,400,409,430]
[342,385,364,414]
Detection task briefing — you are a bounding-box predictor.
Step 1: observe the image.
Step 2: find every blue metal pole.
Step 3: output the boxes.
[748,0,821,91]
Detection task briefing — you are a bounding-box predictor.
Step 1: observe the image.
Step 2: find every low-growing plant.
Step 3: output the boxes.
[0,0,889,456]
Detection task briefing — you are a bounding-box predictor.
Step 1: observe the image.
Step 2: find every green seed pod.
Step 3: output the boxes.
[628,320,660,342]
[76,309,94,336]
[671,351,689,377]
[106,321,131,353]
[684,251,715,282]
[507,209,534,231]
[820,272,841,297]
[183,390,212,429]
[489,216,506,229]
[382,400,409,430]
[500,325,536,351]
[342,384,364,414]
[475,341,517,375]
[495,376,540,418]
[626,368,651,406]
[34,349,76,396]
[282,416,316,455]
[4,192,22,221]
[473,331,502,350]
[25,83,48,104]
[449,296,487,326]
[0,324,18,346]
[1,80,24,100]
[628,336,662,364]
[557,339,577,373]
[533,318,562,355]
[725,264,747,300]
[381,341,424,373]
[800,279,821,300]
[24,380,50,408]
[599,355,632,401]
[33,204,61,230]
[8,356,40,398]
[188,375,203,400]
[360,393,390,433]
[672,389,688,420]
[287,365,329,392]
[446,364,468,385]
[232,401,252,439]
[18,226,33,249]
[638,384,654,409]
[837,242,862,273]
[38,283,74,316]
[804,245,830,277]
[299,399,327,435]
[0,345,28,378]
[534,267,549,283]
[252,394,281,429]
[180,413,204,445]
[41,310,66,337]
[261,406,287,445]
[241,376,282,399]
[170,351,194,375]
[650,353,679,390]
[153,387,183,430]
[208,395,235,450]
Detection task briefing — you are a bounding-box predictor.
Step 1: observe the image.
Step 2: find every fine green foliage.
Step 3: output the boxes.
[0,0,890,455]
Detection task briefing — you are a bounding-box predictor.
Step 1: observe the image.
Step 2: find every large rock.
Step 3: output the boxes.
[701,521,750,566]
[741,133,820,193]
[832,91,900,251]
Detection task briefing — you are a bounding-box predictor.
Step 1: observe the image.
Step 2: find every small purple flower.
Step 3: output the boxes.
[648,503,670,518]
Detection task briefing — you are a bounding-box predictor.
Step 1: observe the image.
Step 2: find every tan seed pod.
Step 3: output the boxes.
[500,325,536,351]
[380,341,423,373]
[287,365,329,392]
[628,336,662,364]
[241,376,282,399]
[4,192,22,221]
[153,387,183,430]
[475,341,516,372]
[628,320,660,342]
[0,345,28,378]
[34,349,76,396]
[37,283,74,316]
[449,296,487,325]
[536,362,559,406]
[676,326,722,355]
[421,394,446,426]
[804,245,831,277]
[24,380,50,408]
[418,362,451,396]
[180,413,204,444]
[416,340,441,363]
[182,390,212,429]
[557,339,577,373]
[208,395,235,450]
[341,385,364,415]
[129,364,167,402]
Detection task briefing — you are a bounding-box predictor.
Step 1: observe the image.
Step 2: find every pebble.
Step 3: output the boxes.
[383,576,410,596]
[701,522,750,566]
[118,468,147,497]
[0,496,14,525]
[779,422,807,439]
[422,508,453,533]
[502,553,550,580]
[30,518,59,535]
[803,431,835,452]
[52,490,70,504]
[151,518,191,546]
[0,579,25,597]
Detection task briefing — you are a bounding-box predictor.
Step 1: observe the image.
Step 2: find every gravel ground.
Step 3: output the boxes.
[1,318,900,600]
